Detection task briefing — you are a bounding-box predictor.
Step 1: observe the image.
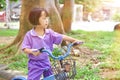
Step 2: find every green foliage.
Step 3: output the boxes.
[10,0,18,2]
[0,0,18,10]
[59,0,64,4]
[52,48,62,56]
[112,13,120,22]
[0,0,6,10]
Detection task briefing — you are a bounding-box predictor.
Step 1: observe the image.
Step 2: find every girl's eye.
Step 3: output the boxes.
[42,17,49,21]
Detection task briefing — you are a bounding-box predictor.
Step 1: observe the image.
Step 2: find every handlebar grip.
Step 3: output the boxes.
[73,41,83,46]
[39,48,45,52]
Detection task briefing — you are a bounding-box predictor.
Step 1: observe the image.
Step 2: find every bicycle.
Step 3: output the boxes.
[12,42,83,80]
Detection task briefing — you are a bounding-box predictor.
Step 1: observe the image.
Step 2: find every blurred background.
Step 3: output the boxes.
[0,0,120,30]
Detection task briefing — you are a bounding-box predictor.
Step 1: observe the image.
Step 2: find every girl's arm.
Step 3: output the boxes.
[62,35,82,43]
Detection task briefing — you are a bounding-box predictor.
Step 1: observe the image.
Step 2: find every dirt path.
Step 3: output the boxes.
[0,36,15,44]
[100,69,120,80]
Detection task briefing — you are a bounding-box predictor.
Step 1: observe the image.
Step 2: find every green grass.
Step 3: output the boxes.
[67,30,114,53]
[9,53,28,74]
[0,52,28,74]
[0,29,18,36]
[1,29,120,79]
[75,65,101,80]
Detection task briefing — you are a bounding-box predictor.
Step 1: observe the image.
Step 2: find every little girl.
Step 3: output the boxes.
[21,7,82,80]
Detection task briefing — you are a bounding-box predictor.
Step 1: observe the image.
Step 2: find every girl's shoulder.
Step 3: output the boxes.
[24,29,33,36]
[26,30,32,34]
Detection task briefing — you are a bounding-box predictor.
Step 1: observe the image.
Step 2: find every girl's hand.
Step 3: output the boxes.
[31,49,41,56]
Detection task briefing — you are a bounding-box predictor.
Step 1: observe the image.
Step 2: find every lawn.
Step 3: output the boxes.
[0,29,18,36]
[0,29,120,80]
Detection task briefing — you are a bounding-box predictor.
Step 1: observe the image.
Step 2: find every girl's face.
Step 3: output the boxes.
[38,11,49,29]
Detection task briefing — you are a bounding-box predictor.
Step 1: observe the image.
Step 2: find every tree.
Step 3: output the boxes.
[0,0,74,54]
[61,0,74,33]
[0,0,6,9]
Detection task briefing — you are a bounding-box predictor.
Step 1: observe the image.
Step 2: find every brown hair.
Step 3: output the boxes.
[114,23,120,31]
[28,7,48,25]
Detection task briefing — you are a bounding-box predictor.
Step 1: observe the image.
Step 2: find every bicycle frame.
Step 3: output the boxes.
[12,42,83,80]
[39,43,73,60]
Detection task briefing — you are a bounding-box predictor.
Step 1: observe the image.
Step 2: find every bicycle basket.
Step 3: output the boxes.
[51,57,76,80]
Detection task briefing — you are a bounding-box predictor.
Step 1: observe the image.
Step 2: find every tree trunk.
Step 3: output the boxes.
[61,0,74,33]
[54,0,61,12]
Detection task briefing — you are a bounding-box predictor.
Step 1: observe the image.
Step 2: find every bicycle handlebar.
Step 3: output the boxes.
[39,42,83,60]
